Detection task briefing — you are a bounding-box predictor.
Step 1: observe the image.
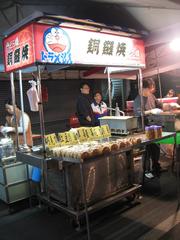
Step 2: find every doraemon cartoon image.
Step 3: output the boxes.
[43,27,71,54]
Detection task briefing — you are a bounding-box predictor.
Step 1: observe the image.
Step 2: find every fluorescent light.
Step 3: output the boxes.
[169,38,180,51]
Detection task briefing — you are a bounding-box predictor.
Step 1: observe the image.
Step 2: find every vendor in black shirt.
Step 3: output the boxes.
[76,83,95,126]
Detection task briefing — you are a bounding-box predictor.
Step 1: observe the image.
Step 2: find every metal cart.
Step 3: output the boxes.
[16,132,176,239]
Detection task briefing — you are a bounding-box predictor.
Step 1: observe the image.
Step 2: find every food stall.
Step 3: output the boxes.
[2,11,177,240]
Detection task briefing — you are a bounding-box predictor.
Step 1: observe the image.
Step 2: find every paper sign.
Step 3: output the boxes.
[92,126,103,139]
[84,127,95,140]
[101,125,111,138]
[58,132,71,145]
[77,127,87,142]
[68,131,78,144]
[45,133,59,148]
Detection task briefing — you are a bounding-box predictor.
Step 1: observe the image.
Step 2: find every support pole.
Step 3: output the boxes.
[37,66,46,156]
[138,68,145,130]
[79,162,91,240]
[37,65,47,193]
[19,70,28,148]
[107,69,112,116]
[154,49,162,99]
[10,72,19,149]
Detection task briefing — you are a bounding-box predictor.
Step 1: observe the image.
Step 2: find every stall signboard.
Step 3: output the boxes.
[34,23,145,67]
[3,24,35,72]
[3,23,145,72]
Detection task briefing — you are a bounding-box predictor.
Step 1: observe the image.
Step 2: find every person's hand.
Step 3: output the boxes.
[0,125,4,131]
[163,103,170,111]
[150,108,163,114]
[86,116,91,122]
[144,110,152,115]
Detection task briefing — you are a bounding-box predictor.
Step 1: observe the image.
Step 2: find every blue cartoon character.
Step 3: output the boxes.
[44,27,71,54]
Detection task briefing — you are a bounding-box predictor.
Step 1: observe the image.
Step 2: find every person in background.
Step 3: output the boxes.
[0,99,33,146]
[134,78,162,178]
[91,91,108,126]
[165,89,175,98]
[76,83,95,127]
[134,78,163,120]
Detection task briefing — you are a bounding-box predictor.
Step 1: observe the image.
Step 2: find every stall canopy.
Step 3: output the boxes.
[2,11,146,150]
[3,11,146,73]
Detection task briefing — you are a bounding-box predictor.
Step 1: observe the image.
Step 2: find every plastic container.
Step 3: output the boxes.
[153,125,159,139]
[145,126,156,140]
[31,167,41,182]
[157,126,162,138]
[145,126,152,140]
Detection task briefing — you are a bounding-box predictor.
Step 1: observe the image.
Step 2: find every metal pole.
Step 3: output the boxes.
[37,65,47,193]
[10,72,19,149]
[37,65,46,156]
[154,49,162,99]
[19,70,27,147]
[79,162,91,240]
[107,68,112,116]
[138,68,145,130]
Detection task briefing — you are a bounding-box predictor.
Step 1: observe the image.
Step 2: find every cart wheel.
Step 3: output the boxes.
[126,194,136,202]
[8,205,16,214]
[70,217,85,232]
[47,206,56,214]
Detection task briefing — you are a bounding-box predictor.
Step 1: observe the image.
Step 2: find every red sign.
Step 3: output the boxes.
[3,24,35,72]
[33,23,145,67]
[3,22,145,72]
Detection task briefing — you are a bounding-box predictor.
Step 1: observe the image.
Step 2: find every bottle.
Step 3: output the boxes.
[115,103,121,117]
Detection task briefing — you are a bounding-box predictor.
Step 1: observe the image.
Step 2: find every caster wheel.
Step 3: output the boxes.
[70,217,85,232]
[126,194,136,202]
[47,206,56,214]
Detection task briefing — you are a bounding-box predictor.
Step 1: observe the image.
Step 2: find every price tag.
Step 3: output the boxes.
[101,125,111,138]
[77,127,87,142]
[68,131,78,144]
[84,127,95,140]
[45,133,59,148]
[58,132,71,146]
[92,126,103,139]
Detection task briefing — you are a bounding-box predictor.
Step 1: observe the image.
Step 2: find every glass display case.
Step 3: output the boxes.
[0,138,29,204]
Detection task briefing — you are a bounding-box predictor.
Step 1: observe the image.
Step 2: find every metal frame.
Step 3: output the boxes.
[107,67,144,130]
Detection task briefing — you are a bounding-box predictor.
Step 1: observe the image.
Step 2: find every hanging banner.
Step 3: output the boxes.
[3,23,145,72]
[3,24,35,72]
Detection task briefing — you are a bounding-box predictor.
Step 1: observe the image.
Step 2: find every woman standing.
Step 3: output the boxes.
[0,99,33,147]
[91,92,108,126]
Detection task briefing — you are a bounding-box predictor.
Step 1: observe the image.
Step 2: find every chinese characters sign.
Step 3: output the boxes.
[34,24,145,67]
[3,24,35,72]
[3,23,145,72]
